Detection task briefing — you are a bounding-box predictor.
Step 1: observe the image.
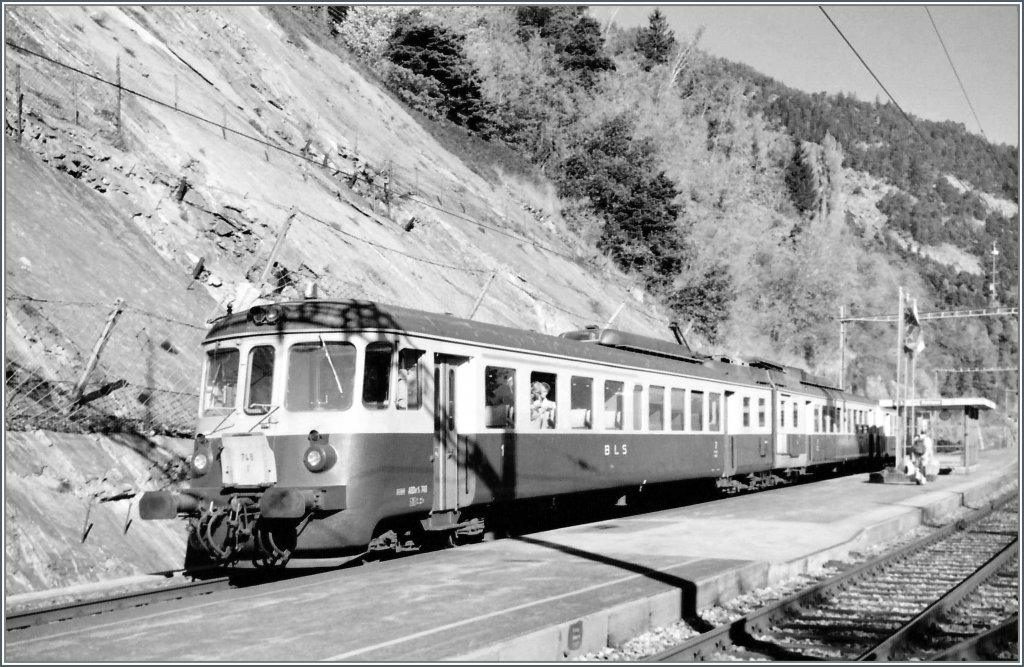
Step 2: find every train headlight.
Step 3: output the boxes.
[304,448,324,470]
[303,431,336,472]
[190,433,212,477]
[191,452,210,475]
[264,306,282,325]
[249,305,283,326]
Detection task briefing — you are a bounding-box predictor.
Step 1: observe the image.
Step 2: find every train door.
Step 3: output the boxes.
[722,390,737,476]
[433,354,472,512]
[773,389,786,457]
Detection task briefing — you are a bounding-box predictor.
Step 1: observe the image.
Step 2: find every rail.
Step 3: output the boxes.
[645,490,1018,662]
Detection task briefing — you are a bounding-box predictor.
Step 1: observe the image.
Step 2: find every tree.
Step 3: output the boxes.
[556,114,687,290]
[635,8,675,70]
[784,141,822,219]
[667,263,734,343]
[384,12,493,133]
[513,6,614,86]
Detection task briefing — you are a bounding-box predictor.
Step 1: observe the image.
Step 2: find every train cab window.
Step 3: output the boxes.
[742,397,751,428]
[632,385,643,430]
[604,380,624,430]
[649,386,665,431]
[286,341,356,411]
[396,349,424,410]
[530,371,557,429]
[670,388,685,431]
[690,390,704,431]
[708,393,721,431]
[570,376,593,429]
[363,342,393,409]
[203,348,239,415]
[485,366,516,429]
[814,406,821,433]
[244,346,275,414]
[758,397,766,428]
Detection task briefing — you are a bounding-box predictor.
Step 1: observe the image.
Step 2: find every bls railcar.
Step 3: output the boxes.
[140,299,896,566]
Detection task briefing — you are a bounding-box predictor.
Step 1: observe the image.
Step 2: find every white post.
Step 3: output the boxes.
[894,287,905,471]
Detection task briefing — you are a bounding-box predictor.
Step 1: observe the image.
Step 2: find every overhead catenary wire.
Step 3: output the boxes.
[817,6,931,144]
[5,40,580,265]
[6,38,670,332]
[924,6,989,143]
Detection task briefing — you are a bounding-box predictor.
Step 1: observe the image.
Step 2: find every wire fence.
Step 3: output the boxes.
[3,26,675,435]
[4,36,601,281]
[5,294,205,436]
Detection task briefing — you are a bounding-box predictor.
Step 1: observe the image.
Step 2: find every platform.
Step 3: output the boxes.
[5,447,1018,662]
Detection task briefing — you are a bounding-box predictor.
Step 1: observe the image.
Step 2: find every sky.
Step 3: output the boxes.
[588,4,1021,148]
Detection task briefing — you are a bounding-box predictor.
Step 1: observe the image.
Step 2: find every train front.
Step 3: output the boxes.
[138,301,397,567]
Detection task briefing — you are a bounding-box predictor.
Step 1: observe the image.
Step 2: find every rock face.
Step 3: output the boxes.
[1,7,672,595]
[4,430,192,595]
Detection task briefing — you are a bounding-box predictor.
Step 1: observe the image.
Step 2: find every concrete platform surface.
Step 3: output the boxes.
[5,448,1017,662]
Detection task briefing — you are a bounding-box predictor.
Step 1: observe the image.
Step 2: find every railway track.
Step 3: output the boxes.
[3,566,338,633]
[5,573,232,632]
[646,491,1019,662]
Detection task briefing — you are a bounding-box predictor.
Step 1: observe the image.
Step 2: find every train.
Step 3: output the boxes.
[140,298,896,567]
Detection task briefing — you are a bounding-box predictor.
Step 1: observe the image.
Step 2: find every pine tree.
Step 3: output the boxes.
[635,8,675,70]
[784,141,822,218]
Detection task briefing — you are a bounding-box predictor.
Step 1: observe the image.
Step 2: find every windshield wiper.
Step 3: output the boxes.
[248,405,279,432]
[319,335,345,399]
[207,409,236,435]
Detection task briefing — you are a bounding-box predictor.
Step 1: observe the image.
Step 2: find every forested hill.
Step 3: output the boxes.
[695,53,1019,316]
[328,6,1018,407]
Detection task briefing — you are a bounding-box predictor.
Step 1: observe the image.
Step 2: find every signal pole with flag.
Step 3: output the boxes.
[904,298,926,357]
[904,297,925,439]
[894,288,926,476]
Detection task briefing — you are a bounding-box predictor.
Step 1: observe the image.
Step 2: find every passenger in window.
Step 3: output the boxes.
[396,367,411,410]
[530,381,556,429]
[491,369,515,427]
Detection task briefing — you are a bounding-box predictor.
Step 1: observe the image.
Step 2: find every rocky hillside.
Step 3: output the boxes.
[3,6,677,594]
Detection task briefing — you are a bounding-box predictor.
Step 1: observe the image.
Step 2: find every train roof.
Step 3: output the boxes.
[206,299,866,401]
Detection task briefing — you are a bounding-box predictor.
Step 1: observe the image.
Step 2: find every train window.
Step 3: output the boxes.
[485,366,516,429]
[530,371,557,429]
[742,397,751,428]
[570,376,593,429]
[604,380,624,430]
[708,393,720,431]
[780,399,786,428]
[792,401,799,429]
[632,385,643,430]
[244,346,275,414]
[814,406,821,433]
[363,342,393,409]
[649,386,665,431]
[758,397,766,428]
[286,341,356,411]
[690,390,704,431]
[397,349,424,410]
[203,348,239,415]
[670,388,685,431]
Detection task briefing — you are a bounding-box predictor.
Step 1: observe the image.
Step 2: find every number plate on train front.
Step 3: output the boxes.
[221,435,277,486]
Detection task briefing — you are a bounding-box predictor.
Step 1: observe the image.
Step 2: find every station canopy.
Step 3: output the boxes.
[880,397,997,419]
